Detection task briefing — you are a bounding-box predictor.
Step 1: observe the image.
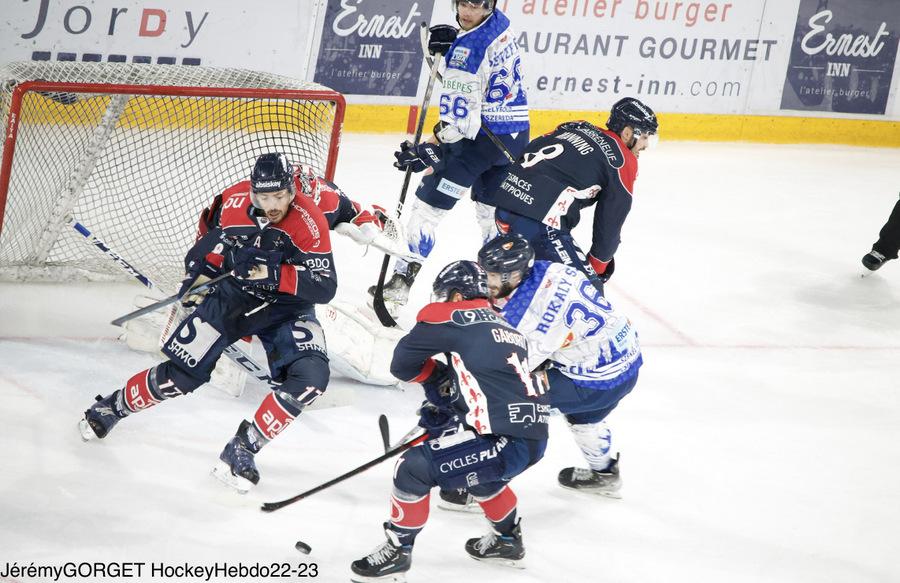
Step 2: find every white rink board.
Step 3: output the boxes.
[3,1,898,119]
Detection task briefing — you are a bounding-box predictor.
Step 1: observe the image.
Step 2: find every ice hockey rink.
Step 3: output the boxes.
[1,134,898,583]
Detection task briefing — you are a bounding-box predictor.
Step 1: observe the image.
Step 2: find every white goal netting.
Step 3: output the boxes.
[0,62,344,292]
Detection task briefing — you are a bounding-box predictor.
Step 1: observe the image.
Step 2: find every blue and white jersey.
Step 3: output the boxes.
[440,9,529,139]
[500,261,642,390]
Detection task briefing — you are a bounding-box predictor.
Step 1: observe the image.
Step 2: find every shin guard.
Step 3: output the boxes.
[475,485,519,535]
[252,391,298,441]
[121,366,184,413]
[390,489,430,546]
[568,420,614,471]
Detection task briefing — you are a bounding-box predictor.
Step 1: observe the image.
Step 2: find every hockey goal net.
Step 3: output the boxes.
[0,62,345,291]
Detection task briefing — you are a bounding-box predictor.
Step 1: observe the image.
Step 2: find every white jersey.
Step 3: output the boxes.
[440,9,528,140]
[499,261,642,389]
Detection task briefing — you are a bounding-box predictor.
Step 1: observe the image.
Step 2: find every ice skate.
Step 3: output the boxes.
[464,520,525,567]
[368,262,421,313]
[862,250,887,271]
[557,455,622,498]
[212,420,261,493]
[437,488,481,513]
[350,523,412,583]
[79,393,127,441]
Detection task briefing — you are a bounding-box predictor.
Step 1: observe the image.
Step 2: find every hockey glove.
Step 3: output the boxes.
[417,402,462,439]
[588,254,615,283]
[422,361,457,407]
[393,140,443,173]
[352,203,387,230]
[178,274,213,308]
[231,247,283,301]
[179,240,228,307]
[433,120,466,144]
[428,24,458,56]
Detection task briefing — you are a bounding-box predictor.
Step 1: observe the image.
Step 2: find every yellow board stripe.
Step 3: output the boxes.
[343,104,900,147]
[18,92,899,147]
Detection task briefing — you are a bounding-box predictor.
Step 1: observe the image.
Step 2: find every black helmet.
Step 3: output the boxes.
[607,97,658,137]
[432,260,489,302]
[477,234,535,298]
[250,153,295,194]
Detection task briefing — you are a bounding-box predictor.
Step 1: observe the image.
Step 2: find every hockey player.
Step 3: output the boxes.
[371,0,530,312]
[80,153,337,493]
[440,234,641,508]
[490,97,658,291]
[351,261,549,581]
[178,159,409,387]
[861,194,900,271]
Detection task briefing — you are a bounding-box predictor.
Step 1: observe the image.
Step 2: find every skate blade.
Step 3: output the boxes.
[468,555,526,569]
[350,572,406,583]
[437,500,482,514]
[211,461,253,494]
[558,483,622,499]
[78,418,97,441]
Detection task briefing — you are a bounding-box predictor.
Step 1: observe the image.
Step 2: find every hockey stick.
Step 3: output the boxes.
[371,23,444,328]
[260,431,429,512]
[70,217,278,389]
[68,217,156,289]
[378,414,391,453]
[66,219,232,328]
[418,25,517,164]
[110,271,231,327]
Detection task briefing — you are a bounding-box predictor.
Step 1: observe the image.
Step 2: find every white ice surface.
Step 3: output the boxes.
[1,136,899,583]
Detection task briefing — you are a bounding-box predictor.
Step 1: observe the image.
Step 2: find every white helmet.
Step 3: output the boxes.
[452,0,496,15]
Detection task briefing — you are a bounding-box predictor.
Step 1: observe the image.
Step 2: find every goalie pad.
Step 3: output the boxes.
[318,300,404,386]
[335,211,423,264]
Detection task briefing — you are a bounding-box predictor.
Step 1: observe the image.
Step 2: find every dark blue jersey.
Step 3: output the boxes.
[391,299,549,441]
[491,121,639,262]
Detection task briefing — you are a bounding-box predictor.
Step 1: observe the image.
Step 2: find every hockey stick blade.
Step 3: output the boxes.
[110,272,231,327]
[260,432,428,513]
[378,414,390,453]
[372,254,397,327]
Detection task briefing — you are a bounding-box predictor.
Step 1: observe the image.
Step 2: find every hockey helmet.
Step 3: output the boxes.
[477,234,535,298]
[452,0,496,11]
[606,97,658,137]
[453,0,495,26]
[250,153,295,196]
[432,260,490,303]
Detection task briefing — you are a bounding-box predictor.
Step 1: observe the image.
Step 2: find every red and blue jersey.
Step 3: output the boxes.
[187,177,336,310]
[391,299,549,441]
[491,121,639,263]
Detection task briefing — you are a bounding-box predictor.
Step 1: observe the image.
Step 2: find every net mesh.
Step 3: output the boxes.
[0,62,343,292]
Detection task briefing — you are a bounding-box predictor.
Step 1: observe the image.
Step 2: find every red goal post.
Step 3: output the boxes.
[0,62,345,291]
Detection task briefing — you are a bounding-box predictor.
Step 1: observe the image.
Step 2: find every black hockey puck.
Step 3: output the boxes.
[295,540,312,554]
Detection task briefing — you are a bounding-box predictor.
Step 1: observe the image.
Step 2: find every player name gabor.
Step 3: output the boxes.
[492,327,528,350]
